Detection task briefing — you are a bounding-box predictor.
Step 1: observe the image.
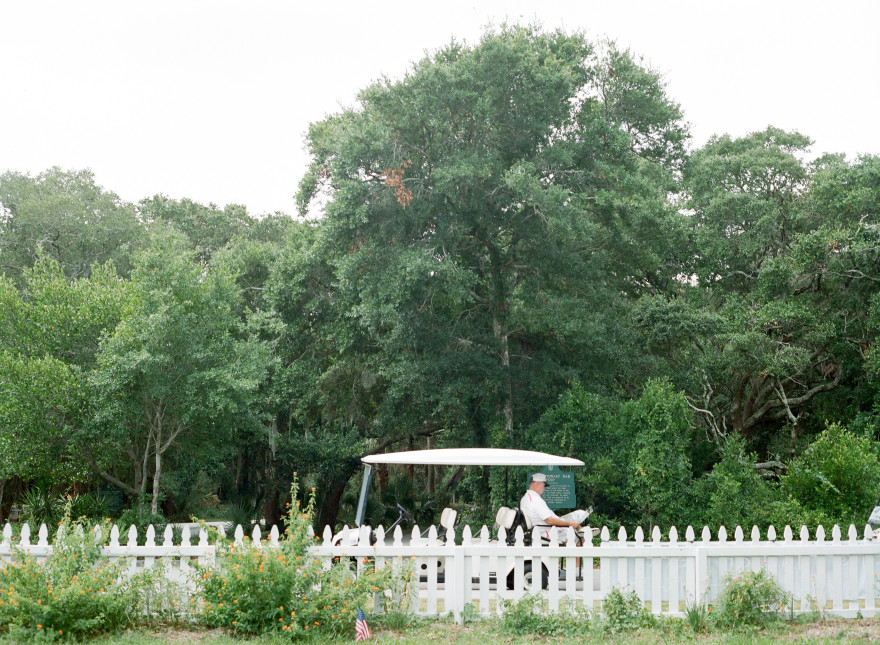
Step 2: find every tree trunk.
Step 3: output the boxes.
[426,436,434,495]
[493,312,514,436]
[150,399,164,516]
[152,446,162,516]
[264,485,281,530]
[315,460,363,530]
[316,480,348,531]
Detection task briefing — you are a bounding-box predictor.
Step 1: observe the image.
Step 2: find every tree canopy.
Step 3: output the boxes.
[1,26,879,532]
[297,26,689,451]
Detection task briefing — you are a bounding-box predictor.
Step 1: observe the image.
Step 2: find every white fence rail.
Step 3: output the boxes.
[4,521,880,621]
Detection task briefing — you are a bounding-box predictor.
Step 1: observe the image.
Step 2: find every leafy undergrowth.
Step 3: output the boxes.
[35,615,880,645]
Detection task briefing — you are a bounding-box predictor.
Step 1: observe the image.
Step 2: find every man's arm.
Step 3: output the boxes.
[529,493,580,530]
[542,515,581,530]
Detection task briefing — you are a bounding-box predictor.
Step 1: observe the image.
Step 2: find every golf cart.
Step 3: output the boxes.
[334,447,591,588]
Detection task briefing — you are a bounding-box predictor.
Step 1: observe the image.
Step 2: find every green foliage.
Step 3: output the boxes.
[763,495,829,534]
[685,126,812,292]
[601,588,656,633]
[714,569,790,628]
[18,486,61,528]
[498,594,591,637]
[670,128,866,452]
[685,595,708,633]
[66,493,108,522]
[781,423,880,526]
[222,496,261,536]
[0,167,145,282]
[194,476,399,637]
[115,506,169,545]
[138,196,252,263]
[625,379,694,527]
[372,609,417,631]
[3,27,880,546]
[690,435,778,531]
[0,257,128,488]
[0,503,135,640]
[90,230,269,514]
[526,384,628,515]
[126,560,189,627]
[295,24,689,462]
[17,489,107,529]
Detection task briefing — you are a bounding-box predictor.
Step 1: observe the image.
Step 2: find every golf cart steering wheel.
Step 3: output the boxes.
[384,502,415,535]
[396,503,415,524]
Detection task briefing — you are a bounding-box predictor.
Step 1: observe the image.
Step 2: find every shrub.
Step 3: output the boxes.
[18,485,60,528]
[690,434,778,531]
[765,495,830,535]
[0,501,135,640]
[66,492,108,522]
[781,424,880,527]
[714,569,790,628]
[624,379,694,528]
[194,475,400,638]
[115,505,168,545]
[601,587,656,632]
[499,594,591,637]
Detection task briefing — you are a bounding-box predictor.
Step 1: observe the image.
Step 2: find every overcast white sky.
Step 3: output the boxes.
[1,1,878,216]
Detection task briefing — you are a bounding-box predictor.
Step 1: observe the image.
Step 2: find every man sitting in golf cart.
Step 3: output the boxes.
[520,472,591,542]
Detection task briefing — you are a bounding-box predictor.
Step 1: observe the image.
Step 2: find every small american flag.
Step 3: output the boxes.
[355,607,372,641]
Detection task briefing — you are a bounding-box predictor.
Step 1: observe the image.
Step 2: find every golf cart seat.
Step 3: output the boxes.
[495,506,533,545]
[439,507,457,537]
[522,511,554,545]
[421,506,458,539]
[495,506,516,531]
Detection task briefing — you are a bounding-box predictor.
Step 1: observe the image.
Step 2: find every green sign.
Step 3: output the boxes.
[99,484,124,514]
[527,465,576,510]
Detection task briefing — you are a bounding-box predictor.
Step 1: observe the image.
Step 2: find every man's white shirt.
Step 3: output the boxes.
[520,490,559,530]
[520,491,589,543]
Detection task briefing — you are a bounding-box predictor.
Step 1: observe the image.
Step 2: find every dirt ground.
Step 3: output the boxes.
[789,618,880,642]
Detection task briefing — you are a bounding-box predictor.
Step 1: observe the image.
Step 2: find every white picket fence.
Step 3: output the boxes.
[1,522,215,592]
[4,521,880,622]
[316,522,880,620]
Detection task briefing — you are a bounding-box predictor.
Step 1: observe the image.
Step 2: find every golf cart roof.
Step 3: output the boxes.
[362,448,584,467]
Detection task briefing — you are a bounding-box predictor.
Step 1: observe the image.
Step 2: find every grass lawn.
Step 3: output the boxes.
[18,615,878,645]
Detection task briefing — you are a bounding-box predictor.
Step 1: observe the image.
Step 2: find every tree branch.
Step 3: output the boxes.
[80,449,140,497]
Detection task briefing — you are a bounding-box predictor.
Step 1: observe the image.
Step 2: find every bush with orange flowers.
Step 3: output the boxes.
[193,475,403,638]
[0,501,136,640]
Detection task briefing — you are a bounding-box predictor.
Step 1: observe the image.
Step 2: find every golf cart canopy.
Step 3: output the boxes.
[354,448,583,526]
[362,448,584,467]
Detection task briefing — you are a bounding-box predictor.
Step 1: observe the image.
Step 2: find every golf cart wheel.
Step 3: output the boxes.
[506,561,549,590]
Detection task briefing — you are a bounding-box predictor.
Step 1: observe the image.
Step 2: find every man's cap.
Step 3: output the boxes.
[531,473,547,483]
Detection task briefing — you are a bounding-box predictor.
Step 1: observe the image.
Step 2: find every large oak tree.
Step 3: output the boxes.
[296,27,688,463]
